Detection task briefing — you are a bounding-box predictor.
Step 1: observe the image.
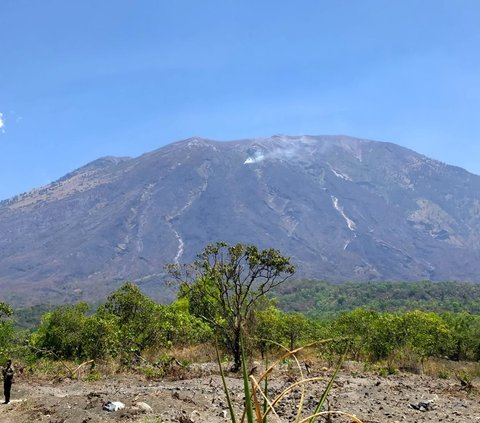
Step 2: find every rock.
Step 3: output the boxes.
[190,409,201,422]
[135,401,153,412]
[410,399,435,412]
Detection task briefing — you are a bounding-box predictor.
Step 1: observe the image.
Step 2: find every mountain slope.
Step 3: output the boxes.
[2,135,480,306]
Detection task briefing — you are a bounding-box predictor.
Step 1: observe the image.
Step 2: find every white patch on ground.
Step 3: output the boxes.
[166,197,196,264]
[171,227,184,264]
[166,165,210,263]
[116,183,158,256]
[343,233,357,250]
[328,164,352,181]
[331,196,356,231]
[187,138,218,152]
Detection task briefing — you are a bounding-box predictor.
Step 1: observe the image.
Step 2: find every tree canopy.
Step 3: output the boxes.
[167,241,295,371]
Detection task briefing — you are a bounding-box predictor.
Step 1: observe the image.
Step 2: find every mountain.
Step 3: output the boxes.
[2,135,480,306]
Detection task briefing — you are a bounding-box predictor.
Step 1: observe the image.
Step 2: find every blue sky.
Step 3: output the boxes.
[1,0,479,200]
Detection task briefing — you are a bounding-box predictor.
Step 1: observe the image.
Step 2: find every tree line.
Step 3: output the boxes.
[1,242,480,373]
[275,279,480,317]
[2,289,480,369]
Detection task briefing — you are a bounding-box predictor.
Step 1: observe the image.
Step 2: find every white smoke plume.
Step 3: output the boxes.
[244,146,300,165]
[244,151,265,164]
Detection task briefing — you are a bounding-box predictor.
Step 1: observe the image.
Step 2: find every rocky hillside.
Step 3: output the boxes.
[1,135,480,306]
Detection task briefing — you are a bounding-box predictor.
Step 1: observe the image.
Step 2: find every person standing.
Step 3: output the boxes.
[2,360,13,404]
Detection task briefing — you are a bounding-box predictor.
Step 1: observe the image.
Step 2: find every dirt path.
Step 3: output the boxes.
[0,368,478,422]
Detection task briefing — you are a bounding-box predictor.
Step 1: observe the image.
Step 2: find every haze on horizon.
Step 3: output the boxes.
[1,1,479,200]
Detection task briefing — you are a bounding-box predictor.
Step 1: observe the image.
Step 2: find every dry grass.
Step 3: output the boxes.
[217,339,365,423]
[169,343,218,363]
[423,358,480,380]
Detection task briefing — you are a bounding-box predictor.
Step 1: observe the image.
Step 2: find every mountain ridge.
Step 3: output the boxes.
[1,135,480,307]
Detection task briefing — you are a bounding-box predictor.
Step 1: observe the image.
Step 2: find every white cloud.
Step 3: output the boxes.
[0,112,5,133]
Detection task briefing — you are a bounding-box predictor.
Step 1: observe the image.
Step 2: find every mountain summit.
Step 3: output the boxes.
[2,135,480,306]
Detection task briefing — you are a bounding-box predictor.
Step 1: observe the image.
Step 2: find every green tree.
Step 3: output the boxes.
[280,312,310,351]
[401,311,454,360]
[253,305,283,358]
[164,298,213,346]
[31,303,88,359]
[99,282,166,360]
[0,303,13,319]
[81,313,121,359]
[167,241,295,371]
[367,313,404,362]
[0,303,15,361]
[333,309,379,360]
[441,312,480,360]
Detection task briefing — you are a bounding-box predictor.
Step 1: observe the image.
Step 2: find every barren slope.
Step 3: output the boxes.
[1,135,480,306]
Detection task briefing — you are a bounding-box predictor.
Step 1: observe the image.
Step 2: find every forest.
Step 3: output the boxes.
[1,243,480,380]
[275,279,480,317]
[1,281,480,378]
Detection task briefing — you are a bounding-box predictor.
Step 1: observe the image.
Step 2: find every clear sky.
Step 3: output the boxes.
[1,0,479,200]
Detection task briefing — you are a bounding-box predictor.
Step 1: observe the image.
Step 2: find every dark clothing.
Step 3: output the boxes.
[3,380,11,403]
[2,363,13,404]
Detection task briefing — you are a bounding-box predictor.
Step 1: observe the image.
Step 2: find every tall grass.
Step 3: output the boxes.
[216,338,364,423]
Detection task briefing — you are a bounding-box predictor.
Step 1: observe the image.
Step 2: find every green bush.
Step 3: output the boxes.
[31,303,88,359]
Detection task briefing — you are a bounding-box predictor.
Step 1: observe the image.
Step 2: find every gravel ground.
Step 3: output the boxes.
[0,363,478,422]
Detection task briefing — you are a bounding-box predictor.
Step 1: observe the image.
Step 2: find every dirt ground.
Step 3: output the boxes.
[0,362,478,423]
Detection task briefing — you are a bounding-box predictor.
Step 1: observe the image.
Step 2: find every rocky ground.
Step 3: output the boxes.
[0,362,478,423]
